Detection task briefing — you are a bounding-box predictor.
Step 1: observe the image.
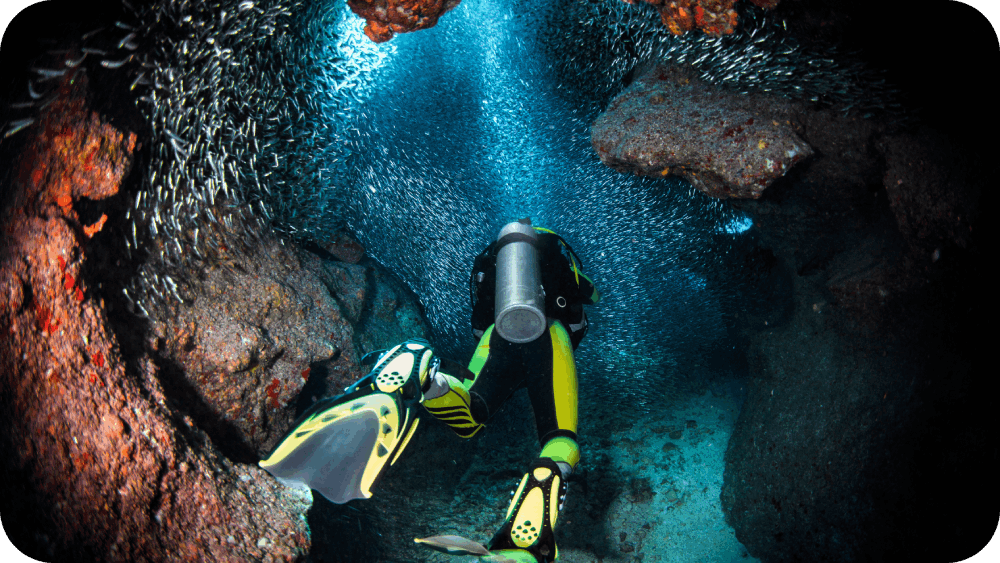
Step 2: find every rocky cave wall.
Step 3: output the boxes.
[0,58,430,562]
[585,1,993,561]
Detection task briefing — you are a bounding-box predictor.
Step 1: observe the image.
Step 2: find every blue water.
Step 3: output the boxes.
[302,0,752,411]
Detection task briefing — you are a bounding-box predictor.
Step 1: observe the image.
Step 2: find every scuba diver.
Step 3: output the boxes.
[259,219,600,562]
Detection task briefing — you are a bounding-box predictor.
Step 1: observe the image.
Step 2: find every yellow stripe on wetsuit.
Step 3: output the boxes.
[423,373,485,438]
[548,321,578,435]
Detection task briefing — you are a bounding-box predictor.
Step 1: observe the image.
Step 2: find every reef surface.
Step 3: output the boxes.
[592,63,812,198]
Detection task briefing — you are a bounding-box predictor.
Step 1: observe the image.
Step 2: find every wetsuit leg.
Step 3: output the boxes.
[467,324,538,416]
[422,325,522,438]
[487,321,580,562]
[423,322,569,448]
[527,321,580,470]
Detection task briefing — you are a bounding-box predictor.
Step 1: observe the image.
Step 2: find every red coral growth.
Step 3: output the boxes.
[83,213,108,238]
[64,272,75,291]
[70,451,94,472]
[34,303,59,334]
[34,304,49,331]
[347,0,461,42]
[74,287,84,302]
[91,351,105,368]
[301,367,310,381]
[266,378,282,409]
[629,0,778,37]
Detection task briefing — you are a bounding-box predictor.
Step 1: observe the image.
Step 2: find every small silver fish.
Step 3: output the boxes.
[101,57,131,69]
[4,118,34,138]
[413,535,490,556]
[81,27,105,40]
[65,53,87,67]
[32,67,65,79]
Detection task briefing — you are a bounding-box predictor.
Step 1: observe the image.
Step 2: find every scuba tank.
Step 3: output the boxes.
[494,219,547,343]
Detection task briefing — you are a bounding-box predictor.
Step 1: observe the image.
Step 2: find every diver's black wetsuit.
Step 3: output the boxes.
[422,229,599,561]
[427,231,597,448]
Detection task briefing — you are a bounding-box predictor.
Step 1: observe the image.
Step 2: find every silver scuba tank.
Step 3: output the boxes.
[494,219,547,343]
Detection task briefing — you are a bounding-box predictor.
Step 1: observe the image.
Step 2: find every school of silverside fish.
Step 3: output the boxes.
[3,0,898,324]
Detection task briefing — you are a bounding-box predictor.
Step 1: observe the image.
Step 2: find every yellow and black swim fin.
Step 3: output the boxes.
[487,457,567,562]
[259,339,437,503]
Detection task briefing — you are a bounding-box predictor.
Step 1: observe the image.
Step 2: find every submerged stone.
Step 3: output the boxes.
[591,64,813,199]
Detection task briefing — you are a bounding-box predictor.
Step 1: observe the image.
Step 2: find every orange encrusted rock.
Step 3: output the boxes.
[348,0,462,42]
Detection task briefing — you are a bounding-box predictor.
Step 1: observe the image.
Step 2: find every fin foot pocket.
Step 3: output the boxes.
[488,457,566,562]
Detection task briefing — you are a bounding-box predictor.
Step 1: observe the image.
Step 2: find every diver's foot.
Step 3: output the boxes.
[487,457,564,562]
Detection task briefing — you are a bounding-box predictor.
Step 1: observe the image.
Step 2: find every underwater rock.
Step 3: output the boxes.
[720,102,987,563]
[350,259,432,356]
[311,257,370,324]
[823,239,920,328]
[720,277,917,563]
[0,76,311,561]
[148,233,367,457]
[591,63,813,199]
[735,107,887,278]
[305,249,432,356]
[323,231,367,264]
[878,130,979,255]
[347,0,462,42]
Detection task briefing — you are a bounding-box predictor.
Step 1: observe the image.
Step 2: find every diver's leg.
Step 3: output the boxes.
[423,324,525,438]
[422,354,488,438]
[488,321,579,562]
[528,321,580,475]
